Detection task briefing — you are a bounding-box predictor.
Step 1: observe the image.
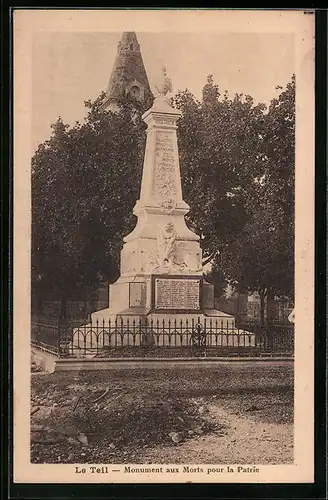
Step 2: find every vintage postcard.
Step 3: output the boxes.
[13,9,315,484]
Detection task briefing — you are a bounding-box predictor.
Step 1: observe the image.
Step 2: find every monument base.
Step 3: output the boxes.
[90,273,236,329]
[73,305,254,353]
[70,274,255,354]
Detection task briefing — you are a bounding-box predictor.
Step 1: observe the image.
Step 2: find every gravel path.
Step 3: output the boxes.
[141,398,293,464]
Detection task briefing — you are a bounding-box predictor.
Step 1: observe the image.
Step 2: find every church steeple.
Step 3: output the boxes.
[101,32,153,112]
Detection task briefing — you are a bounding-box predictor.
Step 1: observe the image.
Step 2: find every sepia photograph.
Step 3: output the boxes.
[13,9,315,484]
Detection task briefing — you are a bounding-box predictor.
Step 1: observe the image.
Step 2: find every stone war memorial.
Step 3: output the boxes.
[93,71,233,325]
[71,33,256,356]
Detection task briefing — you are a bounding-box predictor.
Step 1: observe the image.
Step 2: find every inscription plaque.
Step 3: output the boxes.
[155,278,200,310]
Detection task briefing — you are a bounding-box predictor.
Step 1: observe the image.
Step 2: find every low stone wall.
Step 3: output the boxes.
[54,356,293,372]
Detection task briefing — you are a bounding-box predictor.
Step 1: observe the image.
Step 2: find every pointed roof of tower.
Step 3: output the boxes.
[102,32,153,111]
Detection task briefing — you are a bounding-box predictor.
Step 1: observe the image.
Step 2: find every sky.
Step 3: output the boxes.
[32,31,294,152]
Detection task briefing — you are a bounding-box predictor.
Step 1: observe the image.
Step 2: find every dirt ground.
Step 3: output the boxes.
[31,362,293,464]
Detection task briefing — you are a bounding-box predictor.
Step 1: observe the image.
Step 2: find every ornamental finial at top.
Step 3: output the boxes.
[155,65,173,99]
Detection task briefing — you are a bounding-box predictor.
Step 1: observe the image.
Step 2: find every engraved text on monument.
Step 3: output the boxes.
[153,131,177,201]
[155,278,200,310]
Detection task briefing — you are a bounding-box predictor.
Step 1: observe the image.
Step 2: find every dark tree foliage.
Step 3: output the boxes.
[31,94,145,311]
[173,75,268,264]
[216,76,295,321]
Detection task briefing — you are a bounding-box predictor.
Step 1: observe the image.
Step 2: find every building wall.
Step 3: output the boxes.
[216,292,293,324]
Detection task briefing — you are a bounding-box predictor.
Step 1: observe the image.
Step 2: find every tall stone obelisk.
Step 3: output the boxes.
[92,67,234,326]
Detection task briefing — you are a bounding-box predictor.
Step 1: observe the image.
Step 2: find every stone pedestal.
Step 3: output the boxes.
[90,93,235,330]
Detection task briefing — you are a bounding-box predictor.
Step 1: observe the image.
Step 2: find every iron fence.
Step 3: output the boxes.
[31,316,294,359]
[31,315,88,354]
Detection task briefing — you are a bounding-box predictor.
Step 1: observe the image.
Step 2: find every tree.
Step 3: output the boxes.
[31,95,146,316]
[173,75,267,272]
[217,76,295,322]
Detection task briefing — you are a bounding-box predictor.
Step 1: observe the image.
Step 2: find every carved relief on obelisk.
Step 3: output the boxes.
[153,131,178,210]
